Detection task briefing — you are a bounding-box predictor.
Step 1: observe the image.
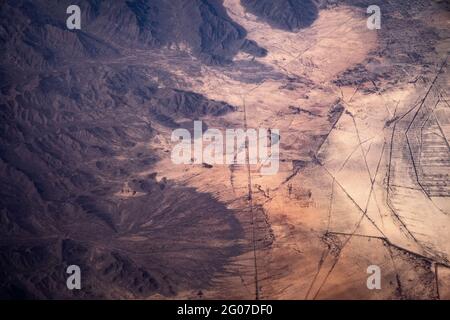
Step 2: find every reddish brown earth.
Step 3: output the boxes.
[0,0,449,299]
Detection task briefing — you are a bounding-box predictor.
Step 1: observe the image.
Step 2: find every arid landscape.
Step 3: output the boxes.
[0,0,449,299]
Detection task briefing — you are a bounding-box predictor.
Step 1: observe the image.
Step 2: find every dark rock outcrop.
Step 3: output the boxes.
[241,0,318,31]
[0,0,266,67]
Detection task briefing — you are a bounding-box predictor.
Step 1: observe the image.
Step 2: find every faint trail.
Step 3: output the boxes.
[243,97,260,300]
[435,263,440,300]
[304,178,334,299]
[351,115,374,182]
[309,134,387,299]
